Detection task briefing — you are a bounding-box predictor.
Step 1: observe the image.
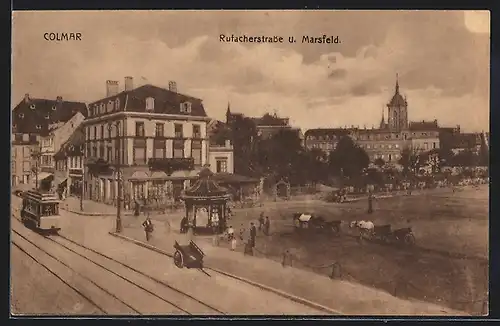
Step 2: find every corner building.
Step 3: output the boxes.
[82,78,210,206]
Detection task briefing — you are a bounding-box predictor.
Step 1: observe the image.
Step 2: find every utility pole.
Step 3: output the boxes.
[115,121,123,233]
[80,144,85,211]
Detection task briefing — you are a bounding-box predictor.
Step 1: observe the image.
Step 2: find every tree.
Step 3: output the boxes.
[374,157,385,169]
[398,147,421,177]
[229,116,260,176]
[452,149,479,167]
[419,148,441,175]
[256,129,305,183]
[329,136,369,180]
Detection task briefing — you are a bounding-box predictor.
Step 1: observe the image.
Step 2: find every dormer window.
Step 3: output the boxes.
[45,114,50,119]
[30,104,36,110]
[52,105,57,111]
[12,124,17,130]
[107,100,114,112]
[100,103,105,114]
[146,97,155,112]
[36,125,42,130]
[19,113,24,119]
[115,98,120,110]
[180,102,192,113]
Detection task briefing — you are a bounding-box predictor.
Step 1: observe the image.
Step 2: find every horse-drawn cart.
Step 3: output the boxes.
[173,240,205,269]
[369,224,416,246]
[293,213,342,234]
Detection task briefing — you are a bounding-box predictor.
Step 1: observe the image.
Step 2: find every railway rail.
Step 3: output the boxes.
[11,217,224,315]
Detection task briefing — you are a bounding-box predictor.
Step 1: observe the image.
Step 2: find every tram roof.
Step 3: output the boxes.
[23,190,60,203]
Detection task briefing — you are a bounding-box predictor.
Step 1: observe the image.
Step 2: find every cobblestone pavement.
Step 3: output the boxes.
[117,221,466,316]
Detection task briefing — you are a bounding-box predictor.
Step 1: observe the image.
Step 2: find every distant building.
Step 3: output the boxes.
[82,78,210,205]
[225,103,302,140]
[54,125,85,196]
[11,136,39,187]
[11,94,87,187]
[208,139,234,174]
[304,128,349,153]
[38,112,86,187]
[304,75,440,163]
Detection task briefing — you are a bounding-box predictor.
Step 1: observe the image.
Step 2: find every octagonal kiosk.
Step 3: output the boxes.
[180,167,231,235]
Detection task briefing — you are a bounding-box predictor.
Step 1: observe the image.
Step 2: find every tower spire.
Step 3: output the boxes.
[379,106,386,129]
[395,73,400,94]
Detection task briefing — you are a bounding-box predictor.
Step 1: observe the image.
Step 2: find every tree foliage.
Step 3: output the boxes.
[328,136,369,179]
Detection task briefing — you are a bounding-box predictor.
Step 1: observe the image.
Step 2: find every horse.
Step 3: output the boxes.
[349,220,375,239]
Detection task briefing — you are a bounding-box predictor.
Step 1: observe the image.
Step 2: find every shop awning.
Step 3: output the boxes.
[37,172,53,181]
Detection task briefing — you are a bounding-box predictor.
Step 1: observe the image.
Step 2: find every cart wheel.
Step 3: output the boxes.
[404,233,416,246]
[173,250,184,268]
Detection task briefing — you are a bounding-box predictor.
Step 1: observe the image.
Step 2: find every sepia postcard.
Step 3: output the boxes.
[10,10,490,317]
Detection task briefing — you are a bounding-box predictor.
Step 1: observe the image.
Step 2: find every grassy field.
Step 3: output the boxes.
[223,185,489,315]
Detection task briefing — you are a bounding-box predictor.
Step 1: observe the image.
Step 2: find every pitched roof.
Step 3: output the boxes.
[304,128,350,138]
[12,97,87,136]
[88,84,207,118]
[250,113,289,126]
[54,124,85,159]
[409,120,439,131]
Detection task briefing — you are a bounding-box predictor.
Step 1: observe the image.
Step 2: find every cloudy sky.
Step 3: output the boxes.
[12,10,490,132]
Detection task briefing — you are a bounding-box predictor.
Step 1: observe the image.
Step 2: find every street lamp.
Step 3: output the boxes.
[80,144,85,211]
[109,122,123,233]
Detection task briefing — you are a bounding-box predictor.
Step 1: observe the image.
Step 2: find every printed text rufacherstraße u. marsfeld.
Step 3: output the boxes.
[219,34,341,44]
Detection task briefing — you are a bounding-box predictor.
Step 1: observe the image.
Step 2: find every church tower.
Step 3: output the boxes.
[387,74,409,131]
[225,102,231,124]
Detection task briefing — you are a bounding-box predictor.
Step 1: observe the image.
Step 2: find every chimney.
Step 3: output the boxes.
[124,76,134,91]
[225,139,232,148]
[106,80,119,97]
[168,81,177,93]
[56,96,62,102]
[24,93,30,103]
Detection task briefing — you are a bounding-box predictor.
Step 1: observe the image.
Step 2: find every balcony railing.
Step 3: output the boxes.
[148,157,194,174]
[69,168,83,175]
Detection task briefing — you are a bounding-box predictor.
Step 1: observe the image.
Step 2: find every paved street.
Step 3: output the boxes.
[10,197,327,315]
[11,245,102,315]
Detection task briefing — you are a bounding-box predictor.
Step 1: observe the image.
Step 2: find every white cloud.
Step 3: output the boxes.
[12,11,489,133]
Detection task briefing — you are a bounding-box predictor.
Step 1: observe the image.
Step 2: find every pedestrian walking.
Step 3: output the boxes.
[367,191,374,214]
[264,216,270,236]
[142,216,154,242]
[258,212,265,232]
[249,222,257,248]
[239,224,245,241]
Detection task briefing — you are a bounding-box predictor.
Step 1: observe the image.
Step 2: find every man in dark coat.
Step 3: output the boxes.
[142,216,154,241]
[249,222,257,248]
[258,213,265,232]
[264,216,271,236]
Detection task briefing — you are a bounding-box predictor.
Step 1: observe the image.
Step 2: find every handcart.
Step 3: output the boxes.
[173,240,205,269]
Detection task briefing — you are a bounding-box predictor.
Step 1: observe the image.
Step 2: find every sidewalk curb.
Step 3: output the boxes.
[61,207,135,217]
[108,232,342,315]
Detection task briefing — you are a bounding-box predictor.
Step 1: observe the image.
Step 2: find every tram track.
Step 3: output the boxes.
[11,217,225,315]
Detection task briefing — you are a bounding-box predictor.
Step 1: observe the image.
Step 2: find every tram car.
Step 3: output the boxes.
[20,189,61,233]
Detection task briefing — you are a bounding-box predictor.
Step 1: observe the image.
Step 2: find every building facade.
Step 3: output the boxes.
[82,78,211,206]
[11,94,87,187]
[11,135,40,187]
[304,76,441,163]
[54,125,85,196]
[208,139,234,174]
[38,112,86,184]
